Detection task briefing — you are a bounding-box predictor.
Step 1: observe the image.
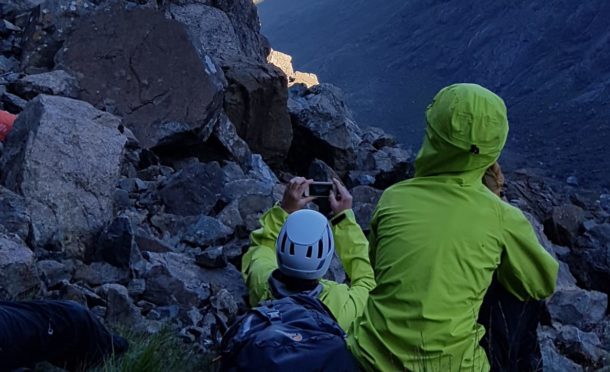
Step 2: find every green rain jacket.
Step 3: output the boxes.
[348,84,559,371]
[242,206,376,331]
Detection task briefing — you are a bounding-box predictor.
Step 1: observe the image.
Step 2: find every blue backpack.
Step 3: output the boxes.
[219,294,359,372]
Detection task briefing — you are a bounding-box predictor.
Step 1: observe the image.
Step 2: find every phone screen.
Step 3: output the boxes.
[308,182,333,197]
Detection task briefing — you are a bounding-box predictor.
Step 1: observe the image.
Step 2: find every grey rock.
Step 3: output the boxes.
[168,3,242,65]
[538,326,583,372]
[248,154,279,184]
[96,216,144,271]
[238,194,274,231]
[547,287,607,331]
[181,216,233,248]
[0,186,30,241]
[159,162,225,216]
[566,176,580,186]
[351,185,383,230]
[323,254,347,284]
[134,226,173,253]
[13,70,79,99]
[0,91,27,112]
[544,204,586,247]
[57,7,224,149]
[0,56,18,74]
[20,0,96,71]
[127,278,146,298]
[1,95,127,257]
[98,283,145,327]
[361,126,398,149]
[74,262,129,287]
[224,58,292,167]
[0,234,40,299]
[210,288,238,319]
[557,324,607,367]
[211,114,252,168]
[217,201,244,231]
[37,259,73,289]
[222,178,273,202]
[196,246,227,268]
[288,84,362,174]
[567,223,610,294]
[143,251,246,309]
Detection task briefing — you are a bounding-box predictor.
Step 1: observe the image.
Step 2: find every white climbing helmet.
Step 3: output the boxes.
[276,209,335,280]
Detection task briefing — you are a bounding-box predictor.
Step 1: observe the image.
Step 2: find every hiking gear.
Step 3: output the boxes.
[348,83,558,372]
[276,209,335,280]
[220,294,359,372]
[242,206,375,331]
[0,300,126,371]
[0,110,16,142]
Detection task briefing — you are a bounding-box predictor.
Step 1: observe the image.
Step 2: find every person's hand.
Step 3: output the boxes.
[281,177,315,214]
[329,178,353,215]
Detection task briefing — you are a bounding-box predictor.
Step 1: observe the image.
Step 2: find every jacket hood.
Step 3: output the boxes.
[414,83,509,181]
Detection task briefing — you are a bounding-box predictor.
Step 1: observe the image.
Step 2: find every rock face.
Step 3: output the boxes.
[0,234,40,299]
[56,7,224,149]
[0,186,30,241]
[1,95,127,257]
[288,84,363,174]
[223,58,292,166]
[13,70,79,99]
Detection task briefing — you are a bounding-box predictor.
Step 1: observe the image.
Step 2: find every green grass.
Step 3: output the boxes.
[94,327,217,372]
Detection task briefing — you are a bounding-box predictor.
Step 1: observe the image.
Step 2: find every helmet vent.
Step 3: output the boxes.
[317,240,323,259]
[306,245,313,258]
[280,232,288,253]
[289,242,295,256]
[327,226,332,253]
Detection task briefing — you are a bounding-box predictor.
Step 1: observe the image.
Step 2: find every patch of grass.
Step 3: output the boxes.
[93,327,217,372]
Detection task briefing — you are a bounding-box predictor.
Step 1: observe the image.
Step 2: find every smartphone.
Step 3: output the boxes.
[306,181,334,198]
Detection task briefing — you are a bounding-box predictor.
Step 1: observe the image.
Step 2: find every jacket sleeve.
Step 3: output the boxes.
[241,205,288,307]
[497,205,559,301]
[328,209,376,325]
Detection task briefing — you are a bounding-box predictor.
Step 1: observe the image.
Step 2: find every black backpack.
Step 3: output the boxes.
[219,294,359,372]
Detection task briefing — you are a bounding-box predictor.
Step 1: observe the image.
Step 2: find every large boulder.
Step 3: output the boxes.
[544,204,586,247]
[223,58,292,167]
[0,234,40,299]
[566,223,610,294]
[0,95,127,257]
[56,7,224,149]
[288,84,363,175]
[547,287,608,331]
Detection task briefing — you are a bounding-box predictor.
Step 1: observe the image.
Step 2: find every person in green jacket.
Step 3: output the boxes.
[242,177,376,331]
[348,83,559,371]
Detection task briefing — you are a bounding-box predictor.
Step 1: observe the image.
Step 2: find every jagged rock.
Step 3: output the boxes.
[134,226,173,253]
[97,283,145,327]
[547,287,607,331]
[196,246,227,269]
[361,126,398,149]
[323,255,347,284]
[567,223,610,294]
[168,3,242,65]
[13,70,79,99]
[217,201,244,231]
[143,251,246,309]
[0,55,18,74]
[0,186,30,241]
[20,0,96,71]
[288,84,362,174]
[211,0,268,62]
[556,325,607,367]
[222,179,274,202]
[181,216,233,248]
[351,185,383,230]
[238,194,274,231]
[248,154,279,184]
[1,95,127,257]
[268,49,319,88]
[159,162,225,216]
[544,204,586,247]
[37,259,74,289]
[96,216,144,271]
[210,288,238,320]
[0,234,40,298]
[56,7,224,149]
[223,58,292,166]
[127,278,146,298]
[74,262,129,287]
[0,91,27,112]
[211,114,252,167]
[538,326,583,372]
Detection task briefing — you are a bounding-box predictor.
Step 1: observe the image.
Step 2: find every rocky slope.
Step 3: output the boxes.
[0,0,608,370]
[258,0,610,189]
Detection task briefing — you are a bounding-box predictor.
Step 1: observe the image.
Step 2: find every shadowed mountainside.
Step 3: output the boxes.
[258,0,610,189]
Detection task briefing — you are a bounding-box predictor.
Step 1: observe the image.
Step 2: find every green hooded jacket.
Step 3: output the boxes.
[242,206,376,331]
[347,84,559,371]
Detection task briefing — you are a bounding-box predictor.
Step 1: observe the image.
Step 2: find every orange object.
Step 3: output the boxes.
[0,110,17,142]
